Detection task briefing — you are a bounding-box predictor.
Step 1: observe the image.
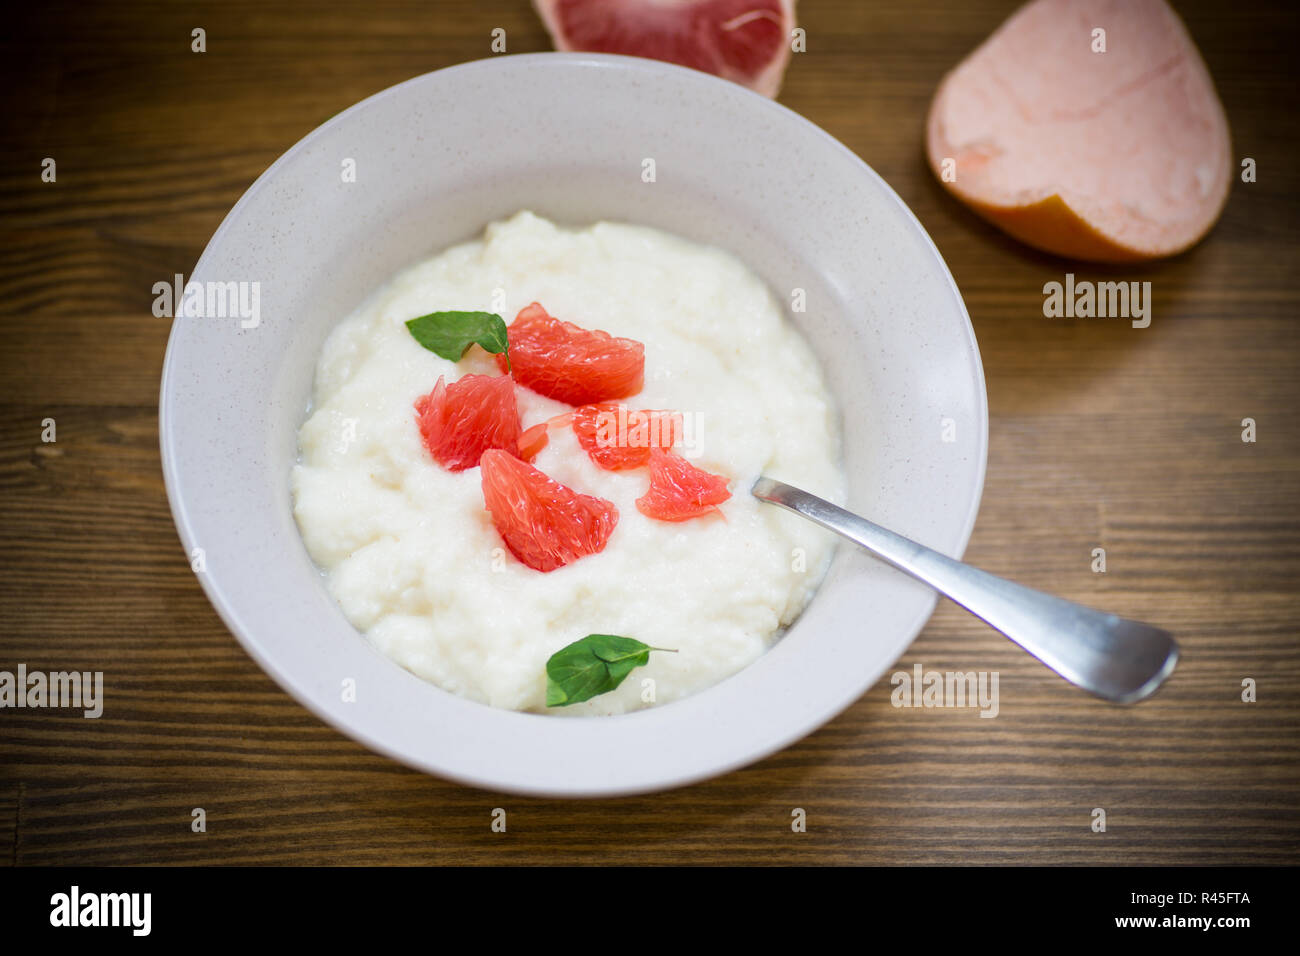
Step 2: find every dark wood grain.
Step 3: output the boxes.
[1,0,1297,866]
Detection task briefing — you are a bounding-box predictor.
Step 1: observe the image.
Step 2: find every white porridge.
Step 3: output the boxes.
[291,211,844,715]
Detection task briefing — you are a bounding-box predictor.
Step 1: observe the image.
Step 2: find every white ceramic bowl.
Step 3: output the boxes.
[160,53,987,796]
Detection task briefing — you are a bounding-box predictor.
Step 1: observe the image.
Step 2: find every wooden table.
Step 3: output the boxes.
[2,0,1296,866]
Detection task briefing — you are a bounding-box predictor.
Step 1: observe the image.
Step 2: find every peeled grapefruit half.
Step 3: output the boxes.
[926,0,1232,262]
[533,0,797,98]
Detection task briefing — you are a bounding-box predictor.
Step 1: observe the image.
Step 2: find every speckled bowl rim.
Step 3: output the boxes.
[160,53,988,797]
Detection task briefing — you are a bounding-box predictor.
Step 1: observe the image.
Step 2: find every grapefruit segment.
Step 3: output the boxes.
[571,403,684,471]
[533,0,796,98]
[517,422,550,462]
[636,448,731,521]
[414,373,521,471]
[495,302,645,406]
[480,448,620,572]
[925,0,1231,262]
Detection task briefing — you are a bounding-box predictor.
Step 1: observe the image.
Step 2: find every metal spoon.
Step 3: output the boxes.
[752,476,1178,703]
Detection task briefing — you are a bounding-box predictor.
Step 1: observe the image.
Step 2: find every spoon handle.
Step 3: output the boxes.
[752,477,1178,703]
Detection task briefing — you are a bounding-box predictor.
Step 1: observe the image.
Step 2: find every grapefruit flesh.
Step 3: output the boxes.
[636,448,731,521]
[517,422,550,462]
[495,302,645,406]
[926,0,1231,262]
[414,373,521,471]
[480,448,620,572]
[571,403,684,471]
[533,0,796,98]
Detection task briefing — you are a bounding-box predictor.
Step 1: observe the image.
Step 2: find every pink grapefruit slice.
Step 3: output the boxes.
[636,448,731,521]
[480,449,620,572]
[414,373,521,472]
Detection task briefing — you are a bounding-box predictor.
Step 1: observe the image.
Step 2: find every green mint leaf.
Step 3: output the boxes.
[545,634,673,707]
[405,311,510,369]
